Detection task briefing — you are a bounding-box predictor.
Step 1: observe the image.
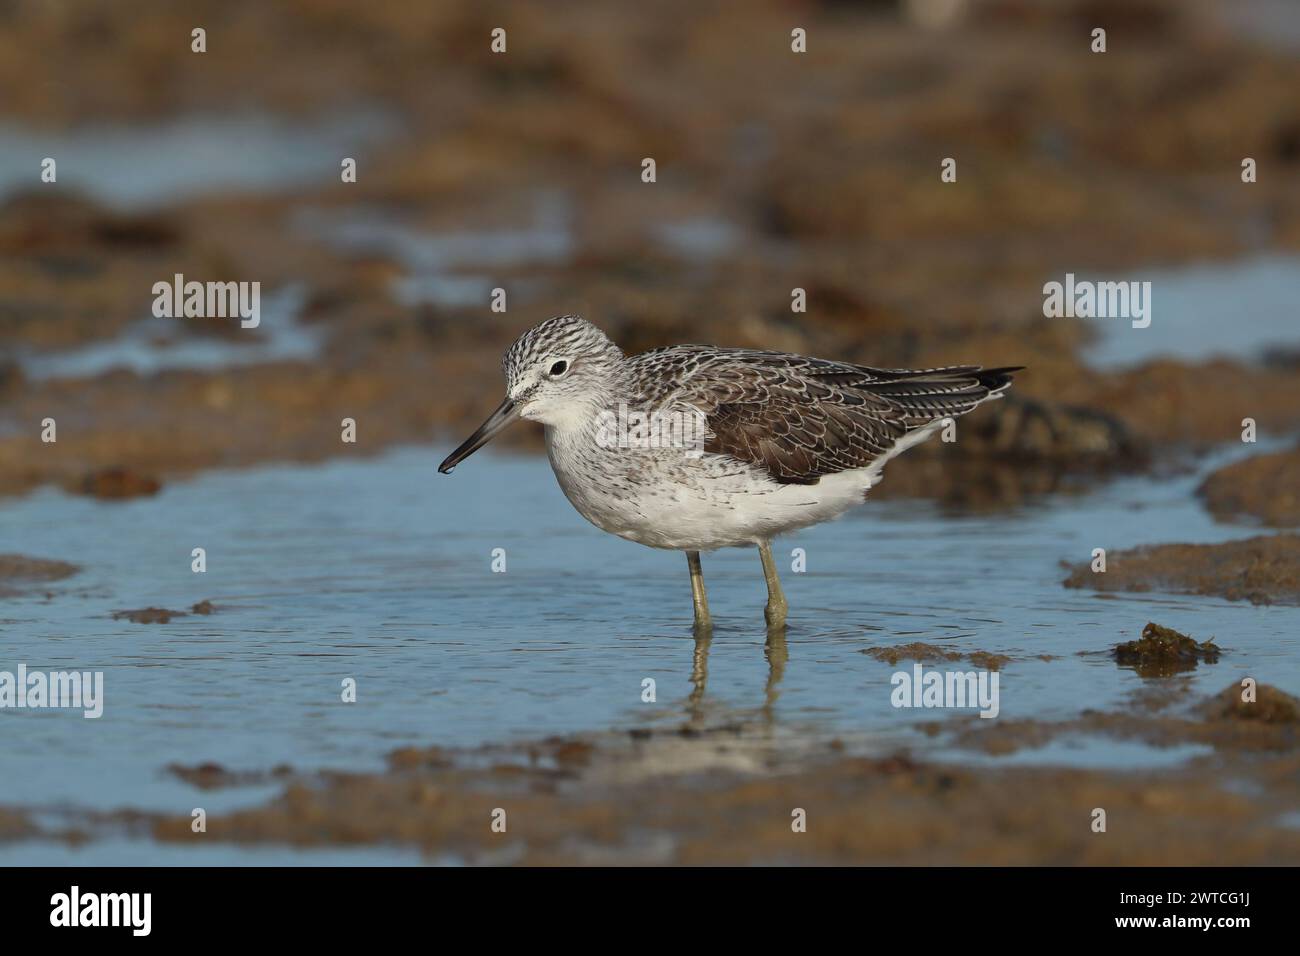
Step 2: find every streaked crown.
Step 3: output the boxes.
[499,316,627,425]
[503,315,623,386]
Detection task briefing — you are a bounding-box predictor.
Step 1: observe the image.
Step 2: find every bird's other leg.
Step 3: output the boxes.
[757,540,788,629]
[686,550,712,635]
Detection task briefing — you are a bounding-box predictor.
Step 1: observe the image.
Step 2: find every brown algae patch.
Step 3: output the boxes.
[862,643,1011,670]
[111,601,216,624]
[1062,534,1300,605]
[112,607,184,624]
[0,807,35,841]
[1112,622,1221,678]
[0,554,80,597]
[967,651,1012,671]
[71,467,163,500]
[167,762,294,790]
[862,643,962,666]
[1198,447,1300,527]
[0,554,79,583]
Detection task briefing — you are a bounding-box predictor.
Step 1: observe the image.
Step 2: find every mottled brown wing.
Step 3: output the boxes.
[631,347,1018,485]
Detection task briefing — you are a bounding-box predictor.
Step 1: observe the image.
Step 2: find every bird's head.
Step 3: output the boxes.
[439,315,624,473]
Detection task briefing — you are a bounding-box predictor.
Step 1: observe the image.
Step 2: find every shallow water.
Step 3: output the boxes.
[1216,0,1300,53]
[937,737,1216,771]
[293,192,574,308]
[1082,254,1300,369]
[1,435,1296,868]
[18,285,317,381]
[294,198,743,307]
[0,112,398,209]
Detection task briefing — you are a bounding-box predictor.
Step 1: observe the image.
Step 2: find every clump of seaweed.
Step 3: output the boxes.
[110,600,216,624]
[861,643,962,667]
[861,643,1012,671]
[1112,622,1220,677]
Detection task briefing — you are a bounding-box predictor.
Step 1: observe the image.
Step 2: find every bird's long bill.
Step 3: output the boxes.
[438,396,520,474]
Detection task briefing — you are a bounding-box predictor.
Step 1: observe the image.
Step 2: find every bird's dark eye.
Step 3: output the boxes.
[549,360,569,377]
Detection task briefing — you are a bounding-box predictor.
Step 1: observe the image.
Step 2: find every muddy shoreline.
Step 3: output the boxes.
[3,678,1295,865]
[1063,534,1300,605]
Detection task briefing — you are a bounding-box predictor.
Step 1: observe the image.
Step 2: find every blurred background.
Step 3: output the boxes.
[2,0,1300,865]
[1,0,1299,501]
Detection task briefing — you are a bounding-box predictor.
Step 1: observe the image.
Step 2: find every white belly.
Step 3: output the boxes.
[543,426,917,551]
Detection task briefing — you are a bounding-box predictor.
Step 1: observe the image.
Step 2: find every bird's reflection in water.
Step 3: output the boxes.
[762,625,788,721]
[687,631,711,723]
[684,625,789,727]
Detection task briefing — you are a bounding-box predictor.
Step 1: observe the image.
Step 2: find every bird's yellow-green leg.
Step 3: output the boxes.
[686,550,712,635]
[758,540,788,629]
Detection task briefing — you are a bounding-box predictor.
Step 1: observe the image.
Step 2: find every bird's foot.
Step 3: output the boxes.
[692,611,713,637]
[764,600,788,630]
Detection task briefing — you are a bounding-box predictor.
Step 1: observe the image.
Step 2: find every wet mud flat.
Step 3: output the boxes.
[1057,442,1300,607]
[1063,534,1300,606]
[5,678,1297,865]
[1198,445,1300,528]
[4,0,1300,503]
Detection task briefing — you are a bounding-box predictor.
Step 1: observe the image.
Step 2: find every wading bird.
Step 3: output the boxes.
[440,315,1019,633]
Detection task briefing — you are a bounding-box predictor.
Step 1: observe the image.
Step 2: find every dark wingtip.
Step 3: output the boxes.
[977,366,1024,392]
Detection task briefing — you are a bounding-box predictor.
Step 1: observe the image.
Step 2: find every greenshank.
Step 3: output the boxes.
[439,315,1020,632]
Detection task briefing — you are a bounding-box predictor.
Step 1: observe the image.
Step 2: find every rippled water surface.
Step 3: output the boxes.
[1082,254,1300,369]
[1,440,1297,863]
